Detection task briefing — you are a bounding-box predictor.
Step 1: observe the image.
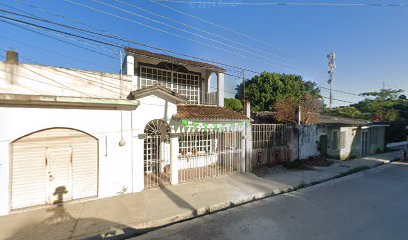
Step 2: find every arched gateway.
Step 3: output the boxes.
[143,120,171,188]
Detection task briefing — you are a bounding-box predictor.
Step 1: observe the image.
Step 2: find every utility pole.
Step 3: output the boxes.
[327,51,336,109]
[242,69,246,113]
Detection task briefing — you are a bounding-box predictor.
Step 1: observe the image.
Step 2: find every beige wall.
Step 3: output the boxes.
[0,61,132,99]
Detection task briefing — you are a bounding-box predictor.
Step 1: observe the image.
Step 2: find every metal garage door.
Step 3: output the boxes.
[11,128,98,210]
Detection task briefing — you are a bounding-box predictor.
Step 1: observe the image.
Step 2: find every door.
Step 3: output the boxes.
[46,147,73,204]
[144,120,171,188]
[361,130,369,156]
[11,128,98,210]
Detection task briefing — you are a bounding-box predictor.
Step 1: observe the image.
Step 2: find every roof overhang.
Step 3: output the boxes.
[128,85,188,104]
[0,93,139,110]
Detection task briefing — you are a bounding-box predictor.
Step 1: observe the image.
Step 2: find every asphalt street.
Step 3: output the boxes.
[133,162,408,240]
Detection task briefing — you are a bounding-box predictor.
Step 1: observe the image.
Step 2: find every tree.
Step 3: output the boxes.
[235,72,320,113]
[224,98,243,112]
[360,89,404,100]
[325,106,366,119]
[274,94,319,124]
[328,88,408,142]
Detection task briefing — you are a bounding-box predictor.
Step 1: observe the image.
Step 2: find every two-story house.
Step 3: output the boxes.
[0,48,249,216]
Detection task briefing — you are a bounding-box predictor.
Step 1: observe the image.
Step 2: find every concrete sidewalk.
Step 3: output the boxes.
[0,151,401,240]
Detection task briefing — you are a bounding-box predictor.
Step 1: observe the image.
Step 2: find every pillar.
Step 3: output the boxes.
[133,134,145,192]
[124,54,134,76]
[217,72,225,107]
[170,133,179,185]
[245,122,253,172]
[241,133,246,172]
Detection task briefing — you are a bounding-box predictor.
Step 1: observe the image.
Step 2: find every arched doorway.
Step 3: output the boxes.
[144,120,171,188]
[11,128,98,210]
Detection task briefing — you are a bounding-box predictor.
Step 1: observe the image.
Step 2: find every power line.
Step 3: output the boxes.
[0,7,256,73]
[0,5,363,103]
[318,85,362,97]
[91,0,300,70]
[149,0,287,50]
[154,1,408,7]
[62,0,296,72]
[109,0,303,67]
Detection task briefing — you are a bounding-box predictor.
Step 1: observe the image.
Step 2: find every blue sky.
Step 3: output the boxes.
[0,0,407,106]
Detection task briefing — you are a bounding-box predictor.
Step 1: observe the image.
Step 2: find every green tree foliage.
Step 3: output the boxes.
[224,98,243,112]
[325,106,367,119]
[328,88,408,142]
[235,72,321,112]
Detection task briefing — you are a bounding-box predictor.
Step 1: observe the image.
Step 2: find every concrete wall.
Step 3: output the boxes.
[299,125,319,160]
[0,107,134,216]
[324,126,386,160]
[0,61,132,99]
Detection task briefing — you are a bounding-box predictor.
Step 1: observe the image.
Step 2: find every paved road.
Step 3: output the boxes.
[133,162,408,240]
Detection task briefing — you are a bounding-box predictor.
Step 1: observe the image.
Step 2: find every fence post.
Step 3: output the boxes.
[135,134,146,192]
[170,133,179,185]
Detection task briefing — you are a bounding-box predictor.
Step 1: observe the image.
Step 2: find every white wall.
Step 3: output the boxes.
[299,125,319,160]
[0,107,134,216]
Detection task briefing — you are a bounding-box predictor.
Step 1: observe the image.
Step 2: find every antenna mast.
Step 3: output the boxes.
[327,51,336,109]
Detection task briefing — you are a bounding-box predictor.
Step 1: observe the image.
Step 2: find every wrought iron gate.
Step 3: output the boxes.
[178,130,242,183]
[144,120,171,188]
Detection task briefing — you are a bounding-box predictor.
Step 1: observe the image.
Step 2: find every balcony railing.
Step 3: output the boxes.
[200,91,218,106]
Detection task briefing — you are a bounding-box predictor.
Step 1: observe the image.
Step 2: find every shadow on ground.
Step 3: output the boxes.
[5,186,156,240]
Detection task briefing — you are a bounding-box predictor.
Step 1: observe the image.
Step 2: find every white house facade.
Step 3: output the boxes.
[0,49,250,216]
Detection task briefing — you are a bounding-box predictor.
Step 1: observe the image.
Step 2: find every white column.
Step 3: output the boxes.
[245,122,253,172]
[125,54,134,76]
[241,133,246,172]
[245,101,251,118]
[217,72,225,107]
[170,133,179,185]
[132,134,145,192]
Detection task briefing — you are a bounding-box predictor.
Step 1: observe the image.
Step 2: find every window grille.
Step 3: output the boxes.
[140,66,200,104]
[179,132,213,156]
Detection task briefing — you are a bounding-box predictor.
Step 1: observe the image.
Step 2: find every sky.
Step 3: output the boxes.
[0,0,407,107]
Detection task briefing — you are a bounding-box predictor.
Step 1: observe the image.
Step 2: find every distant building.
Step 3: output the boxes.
[316,114,388,160]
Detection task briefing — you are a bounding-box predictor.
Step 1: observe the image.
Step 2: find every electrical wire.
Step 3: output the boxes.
[154,1,408,7]
[62,0,296,72]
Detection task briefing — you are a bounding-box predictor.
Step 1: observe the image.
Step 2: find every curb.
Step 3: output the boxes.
[82,155,401,239]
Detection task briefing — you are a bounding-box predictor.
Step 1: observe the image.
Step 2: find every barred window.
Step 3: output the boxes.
[179,132,213,157]
[140,66,200,104]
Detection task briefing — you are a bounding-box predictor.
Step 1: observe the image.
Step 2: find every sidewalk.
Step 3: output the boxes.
[0,151,401,240]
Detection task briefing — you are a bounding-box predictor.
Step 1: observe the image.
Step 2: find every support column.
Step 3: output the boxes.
[245,122,253,172]
[241,133,246,172]
[125,54,134,76]
[170,133,179,185]
[217,72,225,107]
[133,134,146,192]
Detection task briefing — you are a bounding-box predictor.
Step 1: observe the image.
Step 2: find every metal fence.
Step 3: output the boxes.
[252,124,296,168]
[201,92,218,105]
[178,130,242,183]
[144,134,171,188]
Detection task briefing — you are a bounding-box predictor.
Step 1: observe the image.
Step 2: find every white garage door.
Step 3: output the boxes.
[11,128,98,210]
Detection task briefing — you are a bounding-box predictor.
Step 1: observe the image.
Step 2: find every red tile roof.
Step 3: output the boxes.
[173,104,248,121]
[125,47,225,72]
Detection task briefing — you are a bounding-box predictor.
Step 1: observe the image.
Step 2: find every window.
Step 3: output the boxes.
[140,66,200,104]
[179,132,213,157]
